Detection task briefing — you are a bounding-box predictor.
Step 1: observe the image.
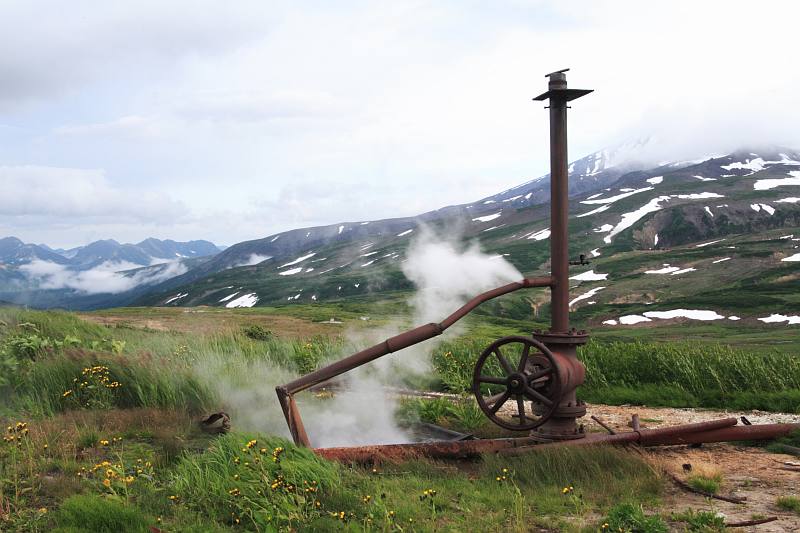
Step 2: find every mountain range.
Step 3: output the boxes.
[0,238,221,309]
[2,146,799,327]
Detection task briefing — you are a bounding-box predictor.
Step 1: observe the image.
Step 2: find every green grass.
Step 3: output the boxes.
[3,304,800,530]
[54,494,150,533]
[669,508,726,532]
[776,495,800,514]
[579,339,800,412]
[686,474,722,494]
[602,502,668,533]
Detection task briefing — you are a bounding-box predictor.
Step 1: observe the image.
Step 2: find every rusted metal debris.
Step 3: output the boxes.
[725,517,778,527]
[276,277,554,447]
[273,68,800,464]
[590,415,616,435]
[198,411,231,434]
[314,418,800,463]
[315,436,545,464]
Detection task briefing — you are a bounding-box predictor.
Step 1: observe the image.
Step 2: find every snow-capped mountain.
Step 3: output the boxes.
[3,145,799,321]
[0,238,223,309]
[132,146,800,320]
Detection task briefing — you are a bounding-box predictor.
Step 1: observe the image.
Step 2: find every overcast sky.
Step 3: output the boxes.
[2,0,799,248]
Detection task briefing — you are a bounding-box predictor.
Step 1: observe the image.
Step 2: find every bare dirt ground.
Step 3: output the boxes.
[586,404,800,531]
[81,308,345,337]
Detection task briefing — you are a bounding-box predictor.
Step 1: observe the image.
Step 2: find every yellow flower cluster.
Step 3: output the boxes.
[419,488,437,501]
[79,455,152,492]
[496,467,510,482]
[329,510,354,522]
[62,365,122,405]
[303,480,318,494]
[3,421,29,444]
[272,446,284,463]
[561,485,575,494]
[269,474,296,493]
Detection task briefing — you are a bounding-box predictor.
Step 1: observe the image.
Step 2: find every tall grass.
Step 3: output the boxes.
[581,340,800,393]
[580,340,800,411]
[13,352,213,416]
[170,433,339,529]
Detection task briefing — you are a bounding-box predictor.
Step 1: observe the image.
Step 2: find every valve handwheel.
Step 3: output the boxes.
[472,336,562,431]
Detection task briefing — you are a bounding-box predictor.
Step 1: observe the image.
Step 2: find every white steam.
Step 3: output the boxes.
[402,230,522,324]
[19,259,188,294]
[200,229,523,447]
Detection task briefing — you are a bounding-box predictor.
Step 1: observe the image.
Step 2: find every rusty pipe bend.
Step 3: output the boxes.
[276,277,554,446]
[281,276,553,396]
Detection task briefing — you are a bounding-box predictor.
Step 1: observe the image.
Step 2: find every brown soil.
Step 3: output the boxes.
[587,404,800,532]
[80,309,345,338]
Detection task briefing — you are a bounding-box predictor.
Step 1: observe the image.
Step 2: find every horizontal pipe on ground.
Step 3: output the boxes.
[315,436,544,463]
[314,418,750,463]
[643,423,800,446]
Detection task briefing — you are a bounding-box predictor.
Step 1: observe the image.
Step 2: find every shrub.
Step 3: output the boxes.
[242,324,273,341]
[777,495,800,513]
[55,494,150,533]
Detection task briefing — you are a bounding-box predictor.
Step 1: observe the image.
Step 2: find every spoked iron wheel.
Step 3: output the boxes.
[472,336,562,431]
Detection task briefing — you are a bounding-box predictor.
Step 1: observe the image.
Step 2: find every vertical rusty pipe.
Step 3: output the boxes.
[548,73,570,333]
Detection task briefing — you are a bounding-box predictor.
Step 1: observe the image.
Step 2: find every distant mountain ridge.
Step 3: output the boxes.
[3,145,800,321]
[0,237,222,309]
[0,237,221,270]
[132,146,800,326]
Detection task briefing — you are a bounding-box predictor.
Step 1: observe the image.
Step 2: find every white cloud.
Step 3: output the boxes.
[53,115,173,139]
[2,1,800,247]
[0,166,186,221]
[19,259,187,294]
[230,254,271,268]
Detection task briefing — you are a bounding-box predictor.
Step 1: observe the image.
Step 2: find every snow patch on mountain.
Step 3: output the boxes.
[576,205,611,218]
[279,252,316,268]
[225,293,259,308]
[165,292,188,304]
[570,270,608,281]
[473,212,502,223]
[524,228,550,241]
[758,314,800,325]
[569,286,605,307]
[754,171,800,190]
[580,187,653,205]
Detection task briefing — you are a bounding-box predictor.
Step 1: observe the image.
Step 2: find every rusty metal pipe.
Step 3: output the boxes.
[548,79,570,334]
[438,276,553,329]
[315,436,544,463]
[644,422,800,445]
[281,277,553,395]
[579,417,739,446]
[503,418,798,454]
[313,418,742,463]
